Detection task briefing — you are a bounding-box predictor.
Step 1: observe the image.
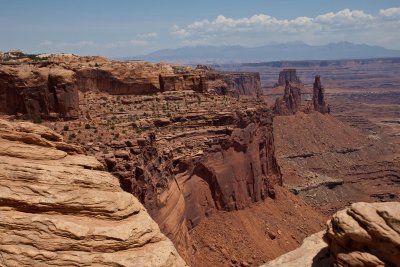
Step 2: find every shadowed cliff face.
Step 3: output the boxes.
[0,64,79,120]
[206,72,262,97]
[108,107,281,264]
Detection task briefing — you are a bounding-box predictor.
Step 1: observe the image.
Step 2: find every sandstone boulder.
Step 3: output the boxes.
[261,232,331,267]
[262,202,400,267]
[326,202,400,267]
[0,119,187,267]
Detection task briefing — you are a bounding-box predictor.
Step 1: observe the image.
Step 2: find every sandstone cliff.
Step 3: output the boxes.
[0,119,187,267]
[75,61,175,94]
[69,91,281,264]
[202,71,262,96]
[0,64,79,120]
[74,61,261,97]
[276,69,302,86]
[106,106,282,264]
[0,54,262,120]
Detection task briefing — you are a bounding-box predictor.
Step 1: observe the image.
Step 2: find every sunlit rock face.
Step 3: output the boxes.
[0,119,187,267]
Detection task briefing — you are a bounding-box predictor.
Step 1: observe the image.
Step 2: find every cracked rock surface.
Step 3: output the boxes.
[0,119,187,267]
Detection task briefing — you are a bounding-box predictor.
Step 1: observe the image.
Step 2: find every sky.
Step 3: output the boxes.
[1,0,400,57]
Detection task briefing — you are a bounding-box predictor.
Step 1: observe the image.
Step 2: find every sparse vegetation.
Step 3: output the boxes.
[32,116,42,124]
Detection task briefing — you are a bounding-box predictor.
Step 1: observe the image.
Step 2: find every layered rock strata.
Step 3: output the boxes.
[0,55,261,119]
[74,62,261,97]
[46,91,281,264]
[110,107,282,263]
[0,119,187,267]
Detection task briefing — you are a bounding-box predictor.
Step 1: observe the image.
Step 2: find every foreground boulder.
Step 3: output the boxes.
[261,232,331,267]
[0,119,187,267]
[326,202,400,267]
[261,202,400,267]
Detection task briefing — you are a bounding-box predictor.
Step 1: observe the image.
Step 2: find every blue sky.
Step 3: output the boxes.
[1,0,400,57]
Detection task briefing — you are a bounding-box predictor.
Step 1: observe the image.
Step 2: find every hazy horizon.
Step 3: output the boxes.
[1,0,400,57]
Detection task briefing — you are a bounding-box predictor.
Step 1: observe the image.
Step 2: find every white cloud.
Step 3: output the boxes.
[379,7,400,20]
[172,28,190,37]
[170,7,400,48]
[174,14,317,35]
[316,9,373,24]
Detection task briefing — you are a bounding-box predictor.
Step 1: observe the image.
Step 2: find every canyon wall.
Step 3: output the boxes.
[0,55,262,119]
[74,61,174,94]
[75,63,261,97]
[101,107,281,264]
[0,64,79,119]
[202,71,262,96]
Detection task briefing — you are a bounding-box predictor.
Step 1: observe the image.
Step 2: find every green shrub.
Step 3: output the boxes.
[33,116,42,124]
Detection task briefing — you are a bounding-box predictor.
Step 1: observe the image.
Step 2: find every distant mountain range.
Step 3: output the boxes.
[129,42,400,64]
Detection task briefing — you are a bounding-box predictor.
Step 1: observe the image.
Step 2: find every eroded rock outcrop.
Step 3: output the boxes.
[0,64,79,119]
[326,202,400,267]
[273,81,302,115]
[2,53,261,98]
[276,69,302,86]
[75,61,175,95]
[75,61,261,97]
[261,202,400,267]
[204,71,262,96]
[102,106,281,264]
[312,75,330,114]
[0,119,187,267]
